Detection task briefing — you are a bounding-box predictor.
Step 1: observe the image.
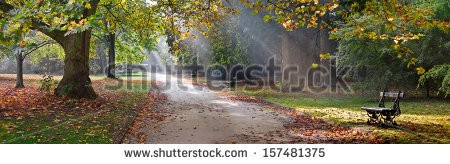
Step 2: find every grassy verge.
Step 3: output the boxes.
[0,75,151,143]
[235,87,450,143]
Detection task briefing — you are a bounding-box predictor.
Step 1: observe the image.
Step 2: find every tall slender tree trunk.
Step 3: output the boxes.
[15,49,24,88]
[54,31,97,99]
[46,51,50,74]
[107,33,116,78]
[95,39,107,74]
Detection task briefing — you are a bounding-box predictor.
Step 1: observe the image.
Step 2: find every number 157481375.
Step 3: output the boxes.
[262,148,325,158]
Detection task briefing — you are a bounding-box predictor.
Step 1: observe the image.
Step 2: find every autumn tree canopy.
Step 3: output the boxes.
[0,0,231,99]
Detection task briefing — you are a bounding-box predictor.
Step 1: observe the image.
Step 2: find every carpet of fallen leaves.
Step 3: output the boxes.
[0,87,110,117]
[0,75,152,143]
[218,92,382,143]
[122,82,167,144]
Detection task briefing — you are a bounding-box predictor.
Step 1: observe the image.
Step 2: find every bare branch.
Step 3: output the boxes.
[22,41,57,60]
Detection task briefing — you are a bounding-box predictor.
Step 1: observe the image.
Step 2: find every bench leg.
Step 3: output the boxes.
[366,111,381,125]
[380,111,399,126]
[365,110,400,127]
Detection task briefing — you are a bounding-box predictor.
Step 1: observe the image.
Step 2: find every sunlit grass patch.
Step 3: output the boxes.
[234,87,450,143]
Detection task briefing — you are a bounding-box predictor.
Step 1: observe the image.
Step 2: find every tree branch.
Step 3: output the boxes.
[22,41,56,60]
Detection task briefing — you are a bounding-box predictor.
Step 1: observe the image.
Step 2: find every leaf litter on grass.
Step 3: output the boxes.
[0,77,152,143]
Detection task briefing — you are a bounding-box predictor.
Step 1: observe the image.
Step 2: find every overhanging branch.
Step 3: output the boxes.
[22,40,57,60]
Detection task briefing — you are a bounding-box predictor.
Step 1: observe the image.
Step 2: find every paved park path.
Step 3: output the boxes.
[123,73,301,144]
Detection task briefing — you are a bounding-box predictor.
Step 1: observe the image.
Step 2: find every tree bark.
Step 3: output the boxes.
[54,31,97,99]
[107,33,116,78]
[15,49,24,88]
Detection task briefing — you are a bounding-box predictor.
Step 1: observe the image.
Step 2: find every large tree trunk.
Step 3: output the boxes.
[107,33,116,78]
[54,31,97,99]
[1,0,100,99]
[15,50,24,88]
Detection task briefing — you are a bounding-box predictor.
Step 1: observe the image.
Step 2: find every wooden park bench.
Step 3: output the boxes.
[361,91,404,126]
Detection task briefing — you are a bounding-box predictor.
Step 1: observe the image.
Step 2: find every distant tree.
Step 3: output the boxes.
[209,16,250,66]
[0,31,56,88]
[171,14,251,67]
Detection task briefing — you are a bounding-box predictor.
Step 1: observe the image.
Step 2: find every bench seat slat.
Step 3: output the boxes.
[380,92,404,98]
[361,107,394,111]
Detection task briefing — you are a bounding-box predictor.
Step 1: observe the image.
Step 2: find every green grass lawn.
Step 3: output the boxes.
[235,88,450,143]
[0,75,151,144]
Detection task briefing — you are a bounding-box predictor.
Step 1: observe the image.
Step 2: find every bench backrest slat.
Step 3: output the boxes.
[380,92,404,98]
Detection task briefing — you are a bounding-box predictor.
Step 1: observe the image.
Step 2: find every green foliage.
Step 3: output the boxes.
[0,30,62,74]
[92,0,161,63]
[115,31,154,64]
[27,32,65,63]
[38,74,57,93]
[59,83,76,97]
[172,46,196,66]
[169,13,251,66]
[337,37,418,91]
[1,0,232,65]
[0,43,10,60]
[335,0,450,95]
[1,0,98,40]
[209,16,251,66]
[244,0,449,73]
[419,64,450,96]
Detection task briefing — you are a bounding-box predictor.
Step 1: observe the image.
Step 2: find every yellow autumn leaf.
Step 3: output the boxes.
[18,41,26,48]
[393,44,400,50]
[68,0,76,5]
[22,26,29,32]
[416,67,426,75]
[314,0,319,5]
[85,3,91,9]
[330,3,339,10]
[8,23,21,33]
[320,53,331,59]
[312,63,319,69]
